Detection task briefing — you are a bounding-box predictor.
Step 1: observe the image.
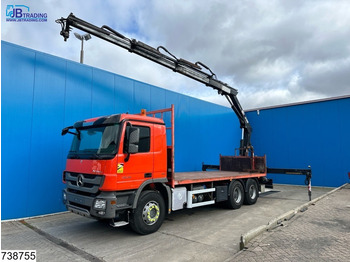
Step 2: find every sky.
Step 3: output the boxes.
[2,0,350,109]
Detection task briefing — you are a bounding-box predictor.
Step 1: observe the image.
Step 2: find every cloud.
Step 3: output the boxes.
[302,58,350,96]
[2,0,350,110]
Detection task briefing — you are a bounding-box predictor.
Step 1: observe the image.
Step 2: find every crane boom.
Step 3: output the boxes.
[56,13,252,156]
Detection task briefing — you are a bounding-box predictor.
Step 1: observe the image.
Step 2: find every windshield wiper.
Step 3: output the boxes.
[90,154,103,159]
[68,153,80,159]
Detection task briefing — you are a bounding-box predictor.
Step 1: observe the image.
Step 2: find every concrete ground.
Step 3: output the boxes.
[232,184,350,262]
[1,185,339,262]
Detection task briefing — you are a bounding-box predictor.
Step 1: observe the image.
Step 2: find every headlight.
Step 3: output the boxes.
[94,199,106,210]
[62,191,67,204]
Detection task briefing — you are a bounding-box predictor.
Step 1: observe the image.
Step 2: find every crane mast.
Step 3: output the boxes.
[56,13,252,156]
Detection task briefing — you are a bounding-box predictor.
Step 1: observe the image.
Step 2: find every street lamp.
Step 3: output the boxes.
[74,32,92,64]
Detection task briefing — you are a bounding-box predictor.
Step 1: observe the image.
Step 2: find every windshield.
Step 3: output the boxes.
[68,124,120,159]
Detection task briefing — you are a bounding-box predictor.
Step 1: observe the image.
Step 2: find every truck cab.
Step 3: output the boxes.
[62,111,170,233]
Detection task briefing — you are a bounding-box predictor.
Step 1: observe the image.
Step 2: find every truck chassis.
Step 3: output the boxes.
[63,105,269,234]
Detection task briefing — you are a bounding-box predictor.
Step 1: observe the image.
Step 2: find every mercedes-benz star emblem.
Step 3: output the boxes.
[77,174,84,187]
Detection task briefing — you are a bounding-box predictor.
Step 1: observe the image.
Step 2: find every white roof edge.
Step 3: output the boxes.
[245,95,350,112]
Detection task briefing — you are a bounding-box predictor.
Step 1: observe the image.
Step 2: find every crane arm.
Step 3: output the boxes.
[56,13,252,155]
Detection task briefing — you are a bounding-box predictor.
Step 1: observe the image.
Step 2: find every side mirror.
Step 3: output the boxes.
[127,127,140,154]
[61,126,72,136]
[61,126,80,139]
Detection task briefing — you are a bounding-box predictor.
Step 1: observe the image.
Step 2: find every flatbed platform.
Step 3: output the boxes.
[173,171,266,185]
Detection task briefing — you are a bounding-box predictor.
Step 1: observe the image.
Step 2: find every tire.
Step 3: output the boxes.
[244,179,259,205]
[227,180,244,209]
[130,190,165,235]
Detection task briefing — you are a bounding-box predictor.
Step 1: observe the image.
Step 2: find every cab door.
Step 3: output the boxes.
[116,122,153,190]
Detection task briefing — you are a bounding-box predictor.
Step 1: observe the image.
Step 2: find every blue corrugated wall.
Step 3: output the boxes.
[2,41,349,220]
[1,41,239,220]
[246,98,350,187]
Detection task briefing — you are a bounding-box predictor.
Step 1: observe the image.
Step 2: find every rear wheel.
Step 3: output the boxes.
[244,179,259,205]
[130,190,165,235]
[227,180,244,209]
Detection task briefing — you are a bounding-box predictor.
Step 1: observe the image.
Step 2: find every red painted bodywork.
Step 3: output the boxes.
[64,113,167,191]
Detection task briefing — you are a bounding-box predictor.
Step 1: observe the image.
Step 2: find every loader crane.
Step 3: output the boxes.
[56,13,252,156]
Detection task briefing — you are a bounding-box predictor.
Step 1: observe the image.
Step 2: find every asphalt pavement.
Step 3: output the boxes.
[2,184,347,262]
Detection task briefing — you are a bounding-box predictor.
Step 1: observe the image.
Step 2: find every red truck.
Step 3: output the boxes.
[62,105,268,234]
[58,13,271,234]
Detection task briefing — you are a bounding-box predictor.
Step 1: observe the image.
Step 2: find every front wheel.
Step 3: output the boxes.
[130,190,165,235]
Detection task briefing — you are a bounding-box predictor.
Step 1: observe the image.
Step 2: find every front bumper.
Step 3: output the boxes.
[63,189,117,218]
[63,189,135,219]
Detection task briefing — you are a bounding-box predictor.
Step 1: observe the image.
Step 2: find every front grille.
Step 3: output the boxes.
[65,172,104,194]
[70,180,96,189]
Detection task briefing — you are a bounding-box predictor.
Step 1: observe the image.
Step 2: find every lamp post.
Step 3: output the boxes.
[74,32,91,64]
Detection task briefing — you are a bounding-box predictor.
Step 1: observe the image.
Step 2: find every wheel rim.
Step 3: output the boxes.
[233,187,242,203]
[249,185,256,199]
[142,201,160,225]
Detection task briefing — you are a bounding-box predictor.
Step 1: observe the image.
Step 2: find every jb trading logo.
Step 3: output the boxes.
[6,4,47,22]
